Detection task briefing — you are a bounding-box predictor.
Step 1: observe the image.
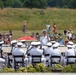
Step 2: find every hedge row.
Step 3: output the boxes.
[0,63,76,73]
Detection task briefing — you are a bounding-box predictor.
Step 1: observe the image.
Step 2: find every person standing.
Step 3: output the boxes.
[40,29,50,46]
[22,22,26,34]
[52,23,57,33]
[46,24,50,33]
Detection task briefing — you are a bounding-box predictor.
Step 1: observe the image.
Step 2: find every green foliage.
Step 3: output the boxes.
[48,64,63,72]
[0,0,4,8]
[1,63,76,73]
[13,0,23,8]
[52,64,64,69]
[72,63,76,72]
[23,0,48,8]
[26,65,36,72]
[0,65,14,73]
[35,63,49,72]
[17,67,27,73]
[62,65,73,72]
[1,0,76,8]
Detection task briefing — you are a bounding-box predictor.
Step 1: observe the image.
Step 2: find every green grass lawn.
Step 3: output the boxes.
[0,8,76,30]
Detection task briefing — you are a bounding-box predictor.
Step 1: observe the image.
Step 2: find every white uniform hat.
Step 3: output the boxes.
[53,44,58,48]
[11,40,17,44]
[68,41,74,45]
[55,42,60,47]
[0,41,4,44]
[31,42,40,46]
[51,41,56,44]
[42,29,47,33]
[20,40,25,42]
[17,42,23,46]
[36,41,41,45]
[31,42,36,46]
[67,45,72,48]
[47,42,52,46]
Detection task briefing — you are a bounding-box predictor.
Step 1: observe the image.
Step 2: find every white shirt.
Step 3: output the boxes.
[40,36,48,46]
[12,48,26,55]
[44,47,53,60]
[28,47,43,56]
[67,33,72,39]
[51,48,61,62]
[12,47,26,61]
[46,25,50,30]
[65,48,75,62]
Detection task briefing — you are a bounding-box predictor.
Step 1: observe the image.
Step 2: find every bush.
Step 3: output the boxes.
[72,63,76,72]
[52,64,64,69]
[1,63,76,73]
[35,63,49,72]
[0,65,14,73]
[17,67,27,73]
[48,64,63,72]
[62,65,73,72]
[26,65,36,73]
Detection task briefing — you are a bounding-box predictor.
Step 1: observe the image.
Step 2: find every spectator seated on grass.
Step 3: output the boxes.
[58,37,64,46]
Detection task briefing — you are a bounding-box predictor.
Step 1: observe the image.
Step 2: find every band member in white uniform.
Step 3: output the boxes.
[64,45,76,66]
[11,40,17,52]
[0,41,5,69]
[44,42,53,66]
[27,42,46,66]
[51,43,61,65]
[12,42,28,68]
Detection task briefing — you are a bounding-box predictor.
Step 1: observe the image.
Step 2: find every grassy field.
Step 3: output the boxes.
[0,8,76,30]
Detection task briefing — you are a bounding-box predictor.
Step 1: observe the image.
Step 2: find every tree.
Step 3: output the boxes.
[0,0,4,9]
[13,0,23,8]
[71,0,76,8]
[3,0,14,7]
[23,0,48,8]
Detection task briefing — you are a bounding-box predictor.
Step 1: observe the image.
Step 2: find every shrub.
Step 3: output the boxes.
[26,65,36,73]
[48,64,63,72]
[0,65,14,73]
[52,64,64,69]
[17,67,27,73]
[62,65,73,72]
[72,63,76,72]
[35,63,49,72]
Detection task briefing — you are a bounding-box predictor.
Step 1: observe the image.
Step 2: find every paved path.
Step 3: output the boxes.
[2,46,67,53]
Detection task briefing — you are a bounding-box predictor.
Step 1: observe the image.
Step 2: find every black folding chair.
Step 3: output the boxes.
[7,53,13,68]
[0,49,3,58]
[13,55,25,71]
[44,54,50,66]
[51,56,61,66]
[67,56,76,65]
[32,55,42,67]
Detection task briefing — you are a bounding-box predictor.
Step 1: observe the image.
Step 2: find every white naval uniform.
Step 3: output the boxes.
[40,36,48,46]
[51,48,61,65]
[0,58,5,69]
[64,48,75,66]
[28,47,46,66]
[12,47,28,67]
[44,47,53,66]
